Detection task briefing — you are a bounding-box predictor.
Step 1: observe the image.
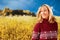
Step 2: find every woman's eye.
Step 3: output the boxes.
[40,12,43,14]
[39,11,41,13]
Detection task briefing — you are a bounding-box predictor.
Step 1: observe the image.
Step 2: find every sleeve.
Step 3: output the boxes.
[54,21,58,31]
[54,22,58,38]
[31,23,40,40]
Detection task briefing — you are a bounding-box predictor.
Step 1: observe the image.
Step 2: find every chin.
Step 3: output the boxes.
[42,17,47,19]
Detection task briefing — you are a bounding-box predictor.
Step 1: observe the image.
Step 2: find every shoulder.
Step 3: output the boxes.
[50,21,58,24]
[52,21,58,27]
[34,22,42,29]
[35,22,41,26]
[53,21,58,25]
[33,22,41,32]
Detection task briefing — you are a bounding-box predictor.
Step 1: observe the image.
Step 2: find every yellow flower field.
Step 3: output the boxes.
[0,16,60,40]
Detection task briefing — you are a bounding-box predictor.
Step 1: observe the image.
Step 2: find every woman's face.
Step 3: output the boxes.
[40,6,49,19]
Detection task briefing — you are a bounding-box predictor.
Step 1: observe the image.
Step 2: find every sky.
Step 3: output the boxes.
[0,0,60,16]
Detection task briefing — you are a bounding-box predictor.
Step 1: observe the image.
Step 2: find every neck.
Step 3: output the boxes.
[43,18,48,22]
[43,18,48,20]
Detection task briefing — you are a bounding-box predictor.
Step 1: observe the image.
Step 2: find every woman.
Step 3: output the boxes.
[32,4,58,40]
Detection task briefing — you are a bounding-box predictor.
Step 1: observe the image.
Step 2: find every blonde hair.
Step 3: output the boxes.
[36,4,56,23]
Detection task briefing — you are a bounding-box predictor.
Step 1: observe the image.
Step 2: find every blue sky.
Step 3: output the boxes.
[0,0,60,16]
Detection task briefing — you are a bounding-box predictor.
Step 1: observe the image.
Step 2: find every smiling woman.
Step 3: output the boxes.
[32,4,58,40]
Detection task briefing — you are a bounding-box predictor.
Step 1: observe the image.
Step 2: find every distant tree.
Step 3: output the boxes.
[32,12,36,17]
[12,10,23,16]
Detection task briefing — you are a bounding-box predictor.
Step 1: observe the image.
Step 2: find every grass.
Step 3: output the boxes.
[0,16,60,40]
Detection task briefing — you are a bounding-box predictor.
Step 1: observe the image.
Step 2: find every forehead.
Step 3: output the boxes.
[40,6,48,10]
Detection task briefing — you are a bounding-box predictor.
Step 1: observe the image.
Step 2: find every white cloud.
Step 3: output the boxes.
[3,0,34,9]
[51,6,53,9]
[51,6,60,13]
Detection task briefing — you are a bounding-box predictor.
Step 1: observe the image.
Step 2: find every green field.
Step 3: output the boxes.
[0,16,60,40]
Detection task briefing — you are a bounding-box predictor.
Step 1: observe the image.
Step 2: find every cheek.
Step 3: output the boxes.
[41,12,49,18]
[46,11,49,15]
[46,12,49,17]
[44,11,49,16]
